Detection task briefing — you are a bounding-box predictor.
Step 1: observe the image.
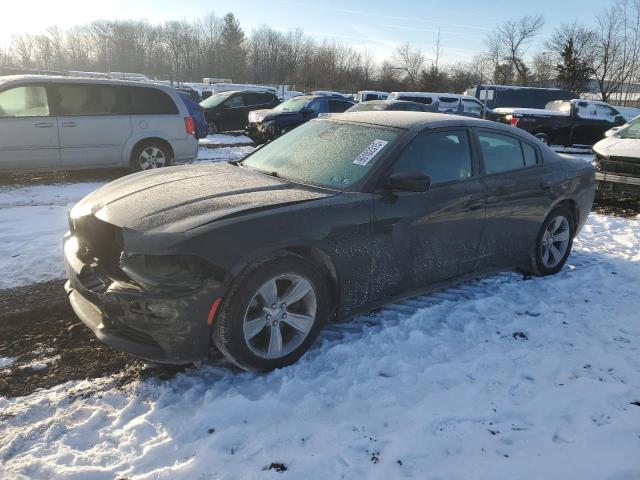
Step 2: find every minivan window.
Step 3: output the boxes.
[438,97,459,112]
[127,87,178,115]
[393,130,472,184]
[0,85,49,117]
[328,99,352,113]
[56,84,126,116]
[402,96,433,105]
[479,131,530,174]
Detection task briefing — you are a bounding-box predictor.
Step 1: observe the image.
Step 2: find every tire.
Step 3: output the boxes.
[130,140,172,172]
[207,121,219,135]
[213,254,329,371]
[532,207,575,276]
[534,133,551,145]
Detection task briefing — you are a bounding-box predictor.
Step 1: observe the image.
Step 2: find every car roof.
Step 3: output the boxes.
[334,111,523,133]
[390,91,479,101]
[0,74,172,91]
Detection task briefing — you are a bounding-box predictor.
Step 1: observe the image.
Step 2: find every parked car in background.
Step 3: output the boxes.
[387,92,496,119]
[355,90,389,102]
[464,85,577,110]
[175,86,201,102]
[346,99,430,112]
[593,116,640,198]
[0,75,198,173]
[245,93,355,143]
[495,99,626,146]
[64,112,594,371]
[200,89,280,134]
[178,91,207,139]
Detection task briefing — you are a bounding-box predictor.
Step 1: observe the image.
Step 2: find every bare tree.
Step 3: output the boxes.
[393,42,425,88]
[490,15,545,85]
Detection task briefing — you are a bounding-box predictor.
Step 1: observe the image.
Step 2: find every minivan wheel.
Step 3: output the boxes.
[131,141,172,171]
[532,207,575,276]
[207,121,219,135]
[212,254,328,371]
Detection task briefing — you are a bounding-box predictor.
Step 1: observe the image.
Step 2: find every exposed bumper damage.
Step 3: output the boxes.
[63,223,223,364]
[594,154,640,198]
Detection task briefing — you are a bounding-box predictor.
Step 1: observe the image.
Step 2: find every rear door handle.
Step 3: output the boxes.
[61,121,79,127]
[465,200,484,210]
[34,122,54,128]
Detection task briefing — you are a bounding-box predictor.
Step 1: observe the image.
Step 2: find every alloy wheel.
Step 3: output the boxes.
[243,274,317,360]
[138,146,166,170]
[541,215,571,268]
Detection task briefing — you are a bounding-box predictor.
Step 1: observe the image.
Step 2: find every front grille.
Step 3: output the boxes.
[73,215,124,277]
[595,155,640,177]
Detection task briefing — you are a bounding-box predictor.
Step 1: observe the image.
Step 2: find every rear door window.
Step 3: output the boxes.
[225,94,246,108]
[478,131,530,174]
[127,87,178,115]
[393,130,473,184]
[56,84,127,115]
[403,96,433,105]
[0,85,49,117]
[246,93,273,107]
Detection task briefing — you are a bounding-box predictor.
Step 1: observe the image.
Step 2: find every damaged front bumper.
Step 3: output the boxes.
[63,233,224,364]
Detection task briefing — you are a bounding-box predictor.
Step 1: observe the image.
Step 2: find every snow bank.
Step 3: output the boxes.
[1,214,639,480]
[199,134,254,147]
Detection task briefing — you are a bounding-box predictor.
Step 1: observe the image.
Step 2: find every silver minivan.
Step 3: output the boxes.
[0,75,199,172]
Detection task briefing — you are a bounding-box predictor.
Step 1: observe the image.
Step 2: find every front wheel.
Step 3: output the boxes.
[533,207,575,275]
[212,254,328,371]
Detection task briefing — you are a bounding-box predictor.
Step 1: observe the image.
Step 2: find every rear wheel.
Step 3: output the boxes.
[213,254,328,371]
[534,133,551,145]
[131,141,172,172]
[533,207,575,275]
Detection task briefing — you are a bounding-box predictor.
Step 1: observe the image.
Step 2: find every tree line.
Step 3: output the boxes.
[1,1,639,104]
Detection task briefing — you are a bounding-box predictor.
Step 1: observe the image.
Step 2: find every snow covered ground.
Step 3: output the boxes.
[199,133,254,147]
[1,213,639,480]
[0,141,254,290]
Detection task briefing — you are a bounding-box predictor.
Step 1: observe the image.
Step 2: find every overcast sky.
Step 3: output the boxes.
[2,0,616,63]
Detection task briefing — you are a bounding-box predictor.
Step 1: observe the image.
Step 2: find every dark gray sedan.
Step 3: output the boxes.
[64,112,595,371]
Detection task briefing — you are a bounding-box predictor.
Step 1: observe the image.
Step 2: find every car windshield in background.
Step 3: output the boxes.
[616,118,640,139]
[349,102,387,112]
[200,93,230,109]
[274,97,309,112]
[241,119,398,188]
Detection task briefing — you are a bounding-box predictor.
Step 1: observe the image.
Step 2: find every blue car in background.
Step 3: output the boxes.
[178,92,207,139]
[245,93,355,144]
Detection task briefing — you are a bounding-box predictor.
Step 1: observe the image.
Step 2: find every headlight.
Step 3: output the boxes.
[248,111,263,123]
[120,254,215,292]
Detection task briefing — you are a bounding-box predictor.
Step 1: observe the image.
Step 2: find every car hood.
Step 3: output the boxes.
[71,163,339,234]
[593,136,640,158]
[249,108,299,123]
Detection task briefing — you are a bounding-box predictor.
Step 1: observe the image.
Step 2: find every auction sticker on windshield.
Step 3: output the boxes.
[353,139,389,166]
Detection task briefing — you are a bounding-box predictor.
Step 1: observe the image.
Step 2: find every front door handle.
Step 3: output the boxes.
[540,181,552,190]
[465,200,484,210]
[34,122,54,128]
[61,121,79,127]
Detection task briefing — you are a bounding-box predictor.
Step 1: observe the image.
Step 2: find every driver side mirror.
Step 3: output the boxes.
[385,172,430,192]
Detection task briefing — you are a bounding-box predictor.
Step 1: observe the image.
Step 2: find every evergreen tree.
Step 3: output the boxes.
[556,39,592,94]
[219,13,246,81]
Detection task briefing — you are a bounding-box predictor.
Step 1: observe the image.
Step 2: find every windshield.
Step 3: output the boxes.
[348,102,387,112]
[616,117,640,139]
[241,119,399,188]
[274,97,310,112]
[200,93,230,109]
